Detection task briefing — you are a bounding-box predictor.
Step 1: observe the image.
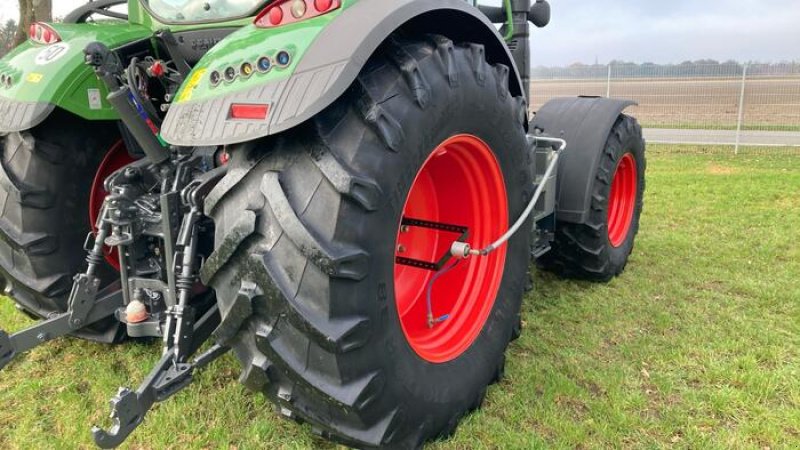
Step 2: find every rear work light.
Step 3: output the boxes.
[255,0,341,28]
[229,103,270,120]
[28,22,61,45]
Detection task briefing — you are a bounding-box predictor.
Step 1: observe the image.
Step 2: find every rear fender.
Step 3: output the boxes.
[0,22,150,132]
[531,97,637,224]
[161,0,524,146]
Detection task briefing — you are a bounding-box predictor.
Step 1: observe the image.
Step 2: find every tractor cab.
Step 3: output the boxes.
[140,0,265,24]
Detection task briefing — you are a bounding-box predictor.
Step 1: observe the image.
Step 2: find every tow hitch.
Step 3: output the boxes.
[0,163,230,447]
[0,40,231,448]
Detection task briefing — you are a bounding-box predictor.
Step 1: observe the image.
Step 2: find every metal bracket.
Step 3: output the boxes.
[394,217,469,272]
[92,327,227,449]
[93,174,224,447]
[68,274,102,328]
[0,288,123,371]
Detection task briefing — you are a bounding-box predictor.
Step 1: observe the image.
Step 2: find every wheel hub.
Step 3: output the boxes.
[393,134,508,363]
[607,152,638,247]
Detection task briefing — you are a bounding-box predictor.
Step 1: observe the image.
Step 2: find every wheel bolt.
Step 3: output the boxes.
[397,245,406,254]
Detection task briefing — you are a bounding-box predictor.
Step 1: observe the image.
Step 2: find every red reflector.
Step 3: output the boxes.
[315,0,333,12]
[229,104,269,120]
[28,22,61,45]
[268,6,284,25]
[255,0,341,28]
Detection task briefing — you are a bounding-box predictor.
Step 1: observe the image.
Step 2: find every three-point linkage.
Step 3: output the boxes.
[91,166,229,449]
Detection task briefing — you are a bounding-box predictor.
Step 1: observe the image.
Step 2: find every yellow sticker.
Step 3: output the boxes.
[26,73,44,83]
[178,69,206,103]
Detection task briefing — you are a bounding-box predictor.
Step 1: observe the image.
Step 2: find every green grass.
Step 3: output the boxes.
[2,146,799,449]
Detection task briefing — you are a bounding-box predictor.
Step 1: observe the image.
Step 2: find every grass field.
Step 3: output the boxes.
[530,77,800,132]
[1,145,799,449]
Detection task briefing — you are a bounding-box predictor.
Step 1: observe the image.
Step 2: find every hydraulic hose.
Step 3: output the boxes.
[450,135,567,259]
[477,1,515,41]
[503,0,515,41]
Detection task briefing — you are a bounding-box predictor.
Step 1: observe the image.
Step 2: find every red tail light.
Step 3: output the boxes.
[229,103,270,120]
[28,22,61,45]
[255,0,341,28]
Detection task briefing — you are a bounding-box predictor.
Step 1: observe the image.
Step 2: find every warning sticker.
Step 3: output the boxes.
[88,88,102,110]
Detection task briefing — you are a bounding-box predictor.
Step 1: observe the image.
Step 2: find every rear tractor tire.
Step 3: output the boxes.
[0,111,129,343]
[537,114,646,281]
[201,36,533,448]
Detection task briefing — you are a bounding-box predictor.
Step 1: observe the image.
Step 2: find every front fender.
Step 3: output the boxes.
[161,0,523,146]
[0,22,150,132]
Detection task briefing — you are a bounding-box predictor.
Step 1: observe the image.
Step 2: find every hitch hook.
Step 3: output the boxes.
[91,387,145,449]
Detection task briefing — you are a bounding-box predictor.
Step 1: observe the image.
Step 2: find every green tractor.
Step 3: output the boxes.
[0,0,646,447]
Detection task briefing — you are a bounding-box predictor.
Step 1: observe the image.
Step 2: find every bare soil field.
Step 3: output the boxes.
[530,77,800,131]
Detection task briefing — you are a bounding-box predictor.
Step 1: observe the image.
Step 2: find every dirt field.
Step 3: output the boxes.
[530,77,800,131]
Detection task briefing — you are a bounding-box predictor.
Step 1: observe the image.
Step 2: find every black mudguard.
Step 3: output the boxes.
[532,96,637,224]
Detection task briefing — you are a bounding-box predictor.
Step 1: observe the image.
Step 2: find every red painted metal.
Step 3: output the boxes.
[89,140,135,271]
[393,134,508,363]
[607,153,638,247]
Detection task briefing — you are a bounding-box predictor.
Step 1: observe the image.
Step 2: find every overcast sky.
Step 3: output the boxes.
[1,0,798,66]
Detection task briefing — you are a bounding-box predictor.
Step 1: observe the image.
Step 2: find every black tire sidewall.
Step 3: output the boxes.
[0,113,123,341]
[207,39,535,446]
[359,60,532,428]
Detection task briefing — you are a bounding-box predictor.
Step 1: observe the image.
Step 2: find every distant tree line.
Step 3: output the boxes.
[532,60,800,79]
[1,20,17,57]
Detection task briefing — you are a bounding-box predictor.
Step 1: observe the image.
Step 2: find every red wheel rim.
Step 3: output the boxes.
[607,153,638,248]
[393,135,508,363]
[89,140,135,271]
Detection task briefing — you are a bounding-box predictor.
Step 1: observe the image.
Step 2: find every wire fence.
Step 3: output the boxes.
[530,63,800,153]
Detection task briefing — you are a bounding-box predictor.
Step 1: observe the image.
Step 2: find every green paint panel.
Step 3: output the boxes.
[173,7,348,105]
[0,0,358,123]
[0,21,151,120]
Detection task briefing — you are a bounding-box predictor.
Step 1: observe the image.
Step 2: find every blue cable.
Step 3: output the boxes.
[426,259,461,328]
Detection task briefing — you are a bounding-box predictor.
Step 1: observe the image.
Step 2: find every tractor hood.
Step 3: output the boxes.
[0,21,150,131]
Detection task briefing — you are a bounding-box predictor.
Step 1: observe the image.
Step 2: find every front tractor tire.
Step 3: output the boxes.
[538,115,646,281]
[201,36,533,448]
[0,112,127,342]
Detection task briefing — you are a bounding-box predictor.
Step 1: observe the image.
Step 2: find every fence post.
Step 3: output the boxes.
[606,64,612,98]
[734,64,748,155]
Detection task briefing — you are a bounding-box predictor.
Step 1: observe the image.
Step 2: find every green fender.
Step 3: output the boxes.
[0,21,151,132]
[161,0,524,146]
